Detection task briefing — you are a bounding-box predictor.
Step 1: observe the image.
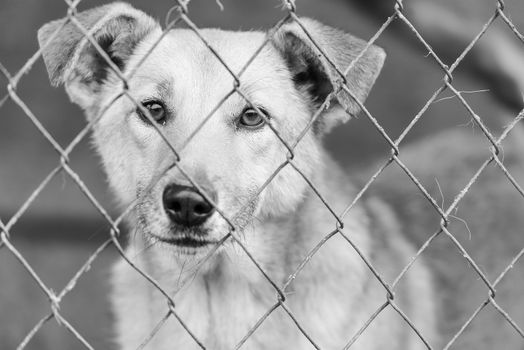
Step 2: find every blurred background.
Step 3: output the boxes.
[1,0,523,348]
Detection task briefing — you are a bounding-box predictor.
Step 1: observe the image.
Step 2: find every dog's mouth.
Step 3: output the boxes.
[151,227,220,253]
[157,235,215,248]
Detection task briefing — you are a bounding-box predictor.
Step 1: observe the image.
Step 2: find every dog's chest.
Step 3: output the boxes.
[145,273,306,350]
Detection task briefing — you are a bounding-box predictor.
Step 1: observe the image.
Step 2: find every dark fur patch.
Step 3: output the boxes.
[282,32,334,108]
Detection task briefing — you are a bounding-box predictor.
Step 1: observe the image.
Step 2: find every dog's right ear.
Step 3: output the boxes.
[38,2,160,109]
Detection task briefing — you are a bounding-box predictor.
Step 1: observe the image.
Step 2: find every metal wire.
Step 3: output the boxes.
[1,0,524,349]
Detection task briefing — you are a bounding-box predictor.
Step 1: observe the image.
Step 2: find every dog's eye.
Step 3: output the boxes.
[239,108,266,129]
[138,101,167,125]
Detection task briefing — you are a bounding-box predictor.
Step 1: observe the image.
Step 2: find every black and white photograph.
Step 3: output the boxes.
[1,0,524,349]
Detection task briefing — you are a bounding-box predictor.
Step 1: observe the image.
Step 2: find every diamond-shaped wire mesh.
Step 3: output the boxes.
[1,0,524,349]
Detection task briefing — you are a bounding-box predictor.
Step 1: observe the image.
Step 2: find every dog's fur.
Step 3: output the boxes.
[38,2,524,349]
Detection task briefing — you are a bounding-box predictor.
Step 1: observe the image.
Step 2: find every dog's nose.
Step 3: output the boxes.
[162,184,216,227]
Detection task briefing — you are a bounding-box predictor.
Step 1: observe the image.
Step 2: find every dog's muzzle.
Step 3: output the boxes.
[162,184,216,227]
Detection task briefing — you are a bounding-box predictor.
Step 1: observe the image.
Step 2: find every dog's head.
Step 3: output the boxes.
[38,2,385,257]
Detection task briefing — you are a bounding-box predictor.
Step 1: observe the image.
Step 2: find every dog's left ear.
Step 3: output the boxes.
[272,18,386,133]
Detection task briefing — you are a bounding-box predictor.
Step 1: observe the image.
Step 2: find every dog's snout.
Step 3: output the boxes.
[163,184,216,227]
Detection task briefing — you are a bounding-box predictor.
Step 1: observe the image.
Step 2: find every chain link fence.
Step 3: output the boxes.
[1,0,524,349]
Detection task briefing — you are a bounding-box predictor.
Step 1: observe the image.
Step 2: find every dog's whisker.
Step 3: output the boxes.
[130,237,158,260]
[175,258,189,289]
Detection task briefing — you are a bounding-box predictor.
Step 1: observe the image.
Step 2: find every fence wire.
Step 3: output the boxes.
[1,0,524,349]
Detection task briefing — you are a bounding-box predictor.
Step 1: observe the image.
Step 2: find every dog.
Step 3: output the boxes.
[37,2,524,349]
